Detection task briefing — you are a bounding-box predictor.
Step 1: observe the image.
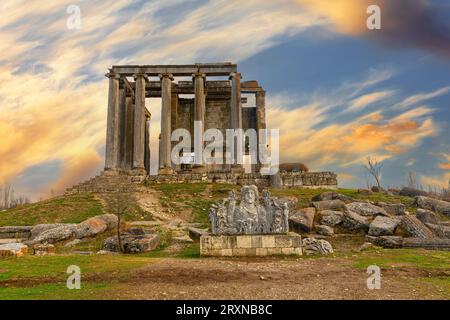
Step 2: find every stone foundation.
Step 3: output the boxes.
[200,234,302,257]
[66,171,338,194]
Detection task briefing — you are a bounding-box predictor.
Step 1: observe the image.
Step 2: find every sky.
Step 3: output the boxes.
[0,0,449,200]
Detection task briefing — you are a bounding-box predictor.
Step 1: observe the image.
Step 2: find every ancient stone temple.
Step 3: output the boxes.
[104,63,266,175]
[66,62,338,195]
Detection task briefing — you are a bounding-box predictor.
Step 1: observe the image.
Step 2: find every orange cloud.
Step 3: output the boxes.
[47,151,103,195]
[296,0,450,59]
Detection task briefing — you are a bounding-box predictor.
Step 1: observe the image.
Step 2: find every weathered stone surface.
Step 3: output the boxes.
[289,208,315,233]
[96,214,118,230]
[172,235,194,244]
[415,196,450,216]
[311,200,346,211]
[188,227,208,242]
[368,216,399,236]
[320,210,343,227]
[343,210,369,231]
[30,223,67,240]
[399,187,429,197]
[200,234,302,256]
[64,239,82,247]
[377,202,406,216]
[29,224,76,244]
[402,237,450,250]
[311,192,353,203]
[416,208,440,225]
[75,217,107,239]
[302,237,333,255]
[0,243,28,257]
[345,202,388,217]
[316,225,334,236]
[275,196,298,210]
[209,186,289,235]
[33,243,56,255]
[103,233,160,253]
[366,235,403,248]
[400,215,435,239]
[425,223,450,239]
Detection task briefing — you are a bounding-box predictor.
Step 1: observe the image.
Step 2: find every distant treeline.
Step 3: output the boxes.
[0,184,30,210]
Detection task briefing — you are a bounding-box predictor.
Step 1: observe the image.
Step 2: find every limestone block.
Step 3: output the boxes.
[261,235,275,248]
[236,235,252,248]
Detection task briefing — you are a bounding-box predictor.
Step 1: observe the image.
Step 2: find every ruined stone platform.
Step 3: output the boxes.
[200,234,302,257]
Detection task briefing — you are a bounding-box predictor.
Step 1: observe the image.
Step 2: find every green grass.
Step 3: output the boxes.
[0,282,113,300]
[0,254,151,281]
[352,249,450,270]
[0,193,103,226]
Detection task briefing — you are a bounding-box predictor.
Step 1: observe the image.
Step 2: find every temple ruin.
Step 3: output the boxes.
[66,63,337,194]
[104,62,265,174]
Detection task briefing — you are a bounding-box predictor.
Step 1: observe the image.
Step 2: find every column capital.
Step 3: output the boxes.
[105,69,120,79]
[192,72,206,80]
[133,73,148,82]
[229,72,242,80]
[159,73,174,81]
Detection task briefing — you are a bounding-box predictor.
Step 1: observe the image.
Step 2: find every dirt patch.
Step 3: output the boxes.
[100,257,449,300]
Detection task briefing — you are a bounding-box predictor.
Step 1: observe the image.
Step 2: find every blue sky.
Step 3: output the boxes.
[0,0,449,200]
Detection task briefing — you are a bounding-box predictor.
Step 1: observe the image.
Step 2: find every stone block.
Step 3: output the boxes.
[267,248,282,255]
[256,248,268,256]
[261,235,275,247]
[275,235,292,247]
[251,235,262,248]
[281,247,295,255]
[236,235,252,248]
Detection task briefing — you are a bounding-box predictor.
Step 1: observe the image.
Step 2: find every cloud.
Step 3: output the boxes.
[394,86,450,110]
[296,0,450,59]
[267,71,439,170]
[347,90,394,112]
[47,151,103,194]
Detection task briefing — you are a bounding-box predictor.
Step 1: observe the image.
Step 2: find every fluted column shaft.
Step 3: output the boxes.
[193,73,206,167]
[105,71,120,170]
[133,74,146,170]
[159,73,174,169]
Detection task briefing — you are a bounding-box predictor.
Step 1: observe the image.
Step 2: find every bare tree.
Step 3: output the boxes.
[407,169,417,189]
[363,156,383,191]
[104,184,137,253]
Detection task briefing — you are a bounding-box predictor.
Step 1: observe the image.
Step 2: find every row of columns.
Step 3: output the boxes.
[105,70,244,174]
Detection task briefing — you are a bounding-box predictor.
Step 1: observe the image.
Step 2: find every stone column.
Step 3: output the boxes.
[118,82,126,169]
[104,70,120,171]
[193,72,206,172]
[159,73,174,174]
[133,73,146,172]
[229,72,243,171]
[256,90,266,172]
[124,95,134,170]
[144,116,151,174]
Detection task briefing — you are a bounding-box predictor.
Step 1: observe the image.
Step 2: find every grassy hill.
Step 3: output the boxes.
[0,184,420,227]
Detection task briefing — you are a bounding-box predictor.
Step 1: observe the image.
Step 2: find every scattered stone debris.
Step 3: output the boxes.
[343,210,369,231]
[345,202,388,217]
[415,196,450,216]
[33,243,56,256]
[366,235,403,248]
[400,215,435,239]
[289,208,315,233]
[368,216,400,236]
[0,243,28,257]
[315,225,334,236]
[311,200,346,211]
[320,210,344,227]
[302,237,333,255]
[103,228,160,254]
